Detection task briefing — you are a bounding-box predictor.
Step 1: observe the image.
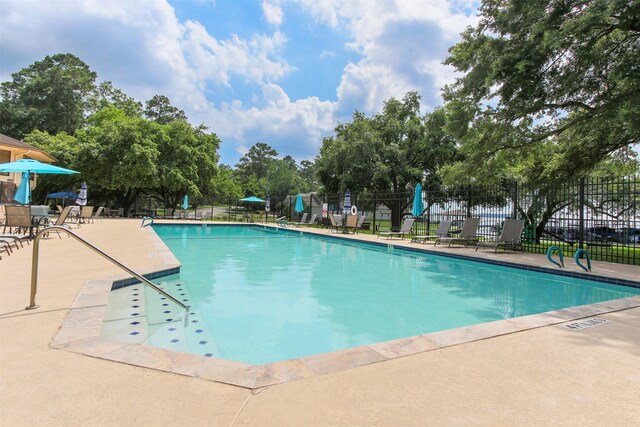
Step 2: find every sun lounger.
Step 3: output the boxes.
[378,218,415,239]
[328,214,343,233]
[411,220,452,244]
[276,216,289,227]
[475,219,525,252]
[435,218,481,247]
[292,212,308,226]
[343,214,358,234]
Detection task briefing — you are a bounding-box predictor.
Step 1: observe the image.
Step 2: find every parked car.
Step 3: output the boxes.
[586,226,616,241]
[617,228,640,244]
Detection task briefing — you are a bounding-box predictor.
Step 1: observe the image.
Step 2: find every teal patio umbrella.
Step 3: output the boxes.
[13,172,31,204]
[0,159,79,175]
[412,183,423,217]
[239,196,266,203]
[295,193,304,219]
[183,195,189,210]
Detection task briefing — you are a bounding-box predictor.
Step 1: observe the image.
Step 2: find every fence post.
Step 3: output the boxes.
[579,177,585,251]
[466,185,472,218]
[373,193,377,233]
[512,181,518,219]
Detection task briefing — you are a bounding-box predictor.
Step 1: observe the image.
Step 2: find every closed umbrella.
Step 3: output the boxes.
[183,195,189,209]
[343,189,351,216]
[13,172,31,204]
[412,183,423,217]
[265,196,270,222]
[295,193,304,220]
[76,182,88,206]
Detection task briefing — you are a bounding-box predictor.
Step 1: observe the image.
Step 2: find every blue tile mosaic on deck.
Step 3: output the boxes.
[101,275,219,358]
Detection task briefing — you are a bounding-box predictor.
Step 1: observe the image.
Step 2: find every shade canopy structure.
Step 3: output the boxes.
[183,195,189,210]
[342,189,351,216]
[239,196,266,203]
[46,191,78,199]
[13,172,31,204]
[412,183,423,217]
[0,159,79,175]
[294,193,304,213]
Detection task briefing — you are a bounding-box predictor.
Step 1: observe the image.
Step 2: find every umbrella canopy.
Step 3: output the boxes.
[183,195,189,210]
[239,196,266,203]
[76,182,88,206]
[13,172,31,204]
[342,189,351,216]
[0,159,79,174]
[412,183,423,217]
[46,191,78,199]
[294,193,304,213]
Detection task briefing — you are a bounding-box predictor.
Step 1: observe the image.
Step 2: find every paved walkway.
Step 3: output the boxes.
[1,219,639,426]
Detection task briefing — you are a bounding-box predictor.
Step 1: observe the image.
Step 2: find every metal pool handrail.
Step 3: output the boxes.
[28,226,190,324]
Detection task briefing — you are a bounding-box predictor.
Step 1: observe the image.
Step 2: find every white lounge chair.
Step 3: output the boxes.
[435,218,481,247]
[411,220,452,244]
[378,218,415,240]
[475,219,525,252]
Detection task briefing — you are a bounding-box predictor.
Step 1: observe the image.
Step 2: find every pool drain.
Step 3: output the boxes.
[565,318,609,330]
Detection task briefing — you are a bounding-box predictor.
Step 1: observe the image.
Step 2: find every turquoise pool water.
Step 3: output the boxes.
[101,224,640,365]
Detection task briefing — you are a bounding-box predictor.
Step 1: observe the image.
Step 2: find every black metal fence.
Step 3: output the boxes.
[113,176,639,265]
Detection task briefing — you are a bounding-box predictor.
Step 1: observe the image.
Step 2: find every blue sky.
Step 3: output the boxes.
[0,0,479,166]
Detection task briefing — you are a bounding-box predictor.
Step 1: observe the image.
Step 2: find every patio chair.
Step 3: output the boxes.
[90,206,105,223]
[378,218,415,239]
[435,218,481,247]
[328,214,343,233]
[411,220,452,244]
[355,213,366,233]
[292,213,308,227]
[307,213,318,225]
[79,206,94,224]
[343,214,358,234]
[3,205,35,241]
[475,219,525,252]
[42,206,78,238]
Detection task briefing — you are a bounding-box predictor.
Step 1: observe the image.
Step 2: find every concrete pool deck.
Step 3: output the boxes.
[1,219,639,425]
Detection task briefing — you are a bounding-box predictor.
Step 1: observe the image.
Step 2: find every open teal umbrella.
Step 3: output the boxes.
[294,193,304,219]
[412,183,423,217]
[239,196,266,203]
[13,172,31,204]
[0,159,79,175]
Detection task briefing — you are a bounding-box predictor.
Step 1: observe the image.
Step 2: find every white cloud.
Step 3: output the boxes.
[1,0,481,164]
[262,0,284,26]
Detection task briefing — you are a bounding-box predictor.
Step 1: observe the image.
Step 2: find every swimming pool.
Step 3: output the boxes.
[100,224,640,365]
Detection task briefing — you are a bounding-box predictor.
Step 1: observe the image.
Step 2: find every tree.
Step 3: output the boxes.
[88,81,142,117]
[443,0,640,179]
[316,92,457,226]
[235,142,279,195]
[144,95,187,124]
[0,53,97,138]
[74,107,161,214]
[152,121,220,209]
[23,130,81,202]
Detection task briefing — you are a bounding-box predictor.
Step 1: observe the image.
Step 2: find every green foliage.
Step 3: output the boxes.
[88,81,142,117]
[0,53,97,138]
[144,95,187,124]
[443,0,640,179]
[316,92,458,225]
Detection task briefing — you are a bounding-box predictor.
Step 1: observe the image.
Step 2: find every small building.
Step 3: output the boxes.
[0,133,57,203]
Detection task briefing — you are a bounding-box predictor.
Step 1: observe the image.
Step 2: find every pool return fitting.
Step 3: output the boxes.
[28,226,190,325]
[546,245,592,272]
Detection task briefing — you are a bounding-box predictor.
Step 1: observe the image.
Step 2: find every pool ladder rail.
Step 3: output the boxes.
[28,226,190,325]
[546,245,592,272]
